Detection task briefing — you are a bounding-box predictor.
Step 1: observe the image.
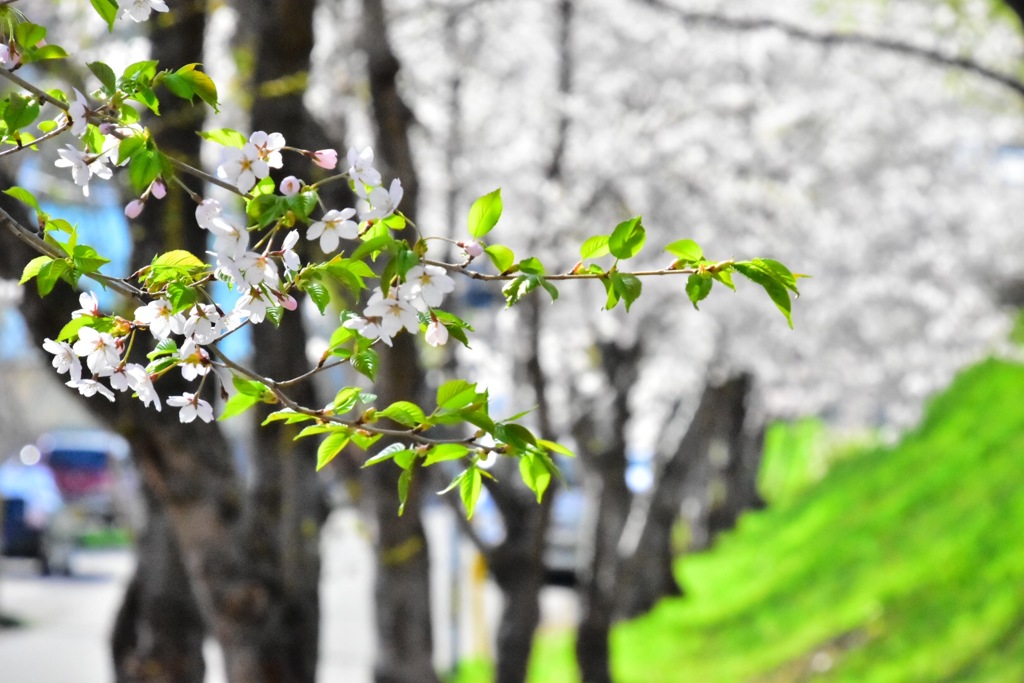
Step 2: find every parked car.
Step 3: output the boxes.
[0,429,138,575]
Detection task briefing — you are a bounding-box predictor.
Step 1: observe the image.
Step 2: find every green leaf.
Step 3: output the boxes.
[116,134,147,166]
[165,282,197,313]
[665,239,703,264]
[437,379,477,411]
[122,60,159,84]
[71,244,110,274]
[494,423,537,451]
[363,444,412,468]
[580,235,611,261]
[89,0,118,29]
[350,431,383,451]
[538,439,574,457]
[56,315,98,342]
[351,348,379,381]
[303,280,331,315]
[519,452,552,503]
[379,401,426,428]
[610,273,642,312]
[424,443,470,466]
[333,386,363,413]
[129,149,164,194]
[36,259,69,296]
[686,273,713,309]
[4,93,39,132]
[394,450,418,470]
[232,376,268,398]
[219,392,261,421]
[754,258,800,294]
[484,244,515,274]
[146,338,178,360]
[317,431,352,471]
[459,466,484,518]
[199,128,247,148]
[351,235,396,261]
[4,186,42,216]
[711,267,736,291]
[19,255,51,284]
[26,45,68,62]
[87,62,117,94]
[152,249,206,271]
[261,409,316,426]
[14,23,46,51]
[246,194,282,229]
[518,257,545,275]
[397,469,412,516]
[608,217,646,260]
[162,64,220,112]
[733,261,794,328]
[467,189,502,239]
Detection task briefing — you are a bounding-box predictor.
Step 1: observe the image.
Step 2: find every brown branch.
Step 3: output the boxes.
[641,0,1024,100]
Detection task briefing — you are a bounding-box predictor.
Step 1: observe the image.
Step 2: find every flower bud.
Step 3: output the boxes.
[312,149,338,170]
[149,178,167,199]
[460,240,484,259]
[280,175,301,196]
[124,199,145,219]
[425,319,449,347]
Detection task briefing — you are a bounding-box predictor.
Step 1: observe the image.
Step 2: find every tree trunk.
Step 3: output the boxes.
[359,1,437,681]
[573,340,640,683]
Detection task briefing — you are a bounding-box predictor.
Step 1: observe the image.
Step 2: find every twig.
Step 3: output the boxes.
[641,0,1024,100]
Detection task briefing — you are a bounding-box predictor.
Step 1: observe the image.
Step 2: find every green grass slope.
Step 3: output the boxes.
[523,358,1024,683]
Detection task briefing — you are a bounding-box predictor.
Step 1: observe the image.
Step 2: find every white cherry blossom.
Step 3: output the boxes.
[280,230,301,272]
[118,0,169,22]
[67,378,115,402]
[183,304,222,344]
[72,326,120,374]
[217,143,268,193]
[404,264,455,309]
[347,146,382,187]
[307,208,358,253]
[342,315,390,346]
[249,131,285,169]
[178,339,211,381]
[72,291,101,319]
[42,338,82,382]
[68,88,89,137]
[54,145,112,198]
[166,393,214,423]
[359,179,404,221]
[126,365,161,411]
[363,287,420,340]
[134,299,185,340]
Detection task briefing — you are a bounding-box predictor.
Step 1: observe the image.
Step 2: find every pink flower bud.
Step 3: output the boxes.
[280,175,301,196]
[281,294,298,311]
[149,179,167,199]
[312,149,338,170]
[124,199,145,219]
[460,240,484,259]
[425,319,449,347]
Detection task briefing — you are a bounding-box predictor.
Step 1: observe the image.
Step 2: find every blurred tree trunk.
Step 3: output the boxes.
[359,1,438,681]
[573,340,640,683]
[104,3,212,681]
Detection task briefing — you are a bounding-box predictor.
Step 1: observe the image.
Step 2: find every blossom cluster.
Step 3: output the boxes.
[43,128,459,423]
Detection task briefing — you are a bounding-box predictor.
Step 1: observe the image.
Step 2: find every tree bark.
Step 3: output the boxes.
[359,2,436,681]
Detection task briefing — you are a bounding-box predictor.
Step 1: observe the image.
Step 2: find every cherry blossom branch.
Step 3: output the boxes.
[0,204,145,300]
[0,118,71,158]
[0,67,69,110]
[209,346,495,451]
[427,258,734,281]
[641,0,1024,100]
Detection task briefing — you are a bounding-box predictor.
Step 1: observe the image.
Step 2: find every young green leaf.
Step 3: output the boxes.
[379,401,426,429]
[467,189,503,239]
[89,0,118,29]
[219,392,261,421]
[87,61,117,94]
[437,379,478,411]
[518,452,553,503]
[459,466,484,518]
[484,244,515,274]
[199,128,247,148]
[4,186,43,216]
[424,443,470,466]
[579,235,611,261]
[608,216,646,260]
[317,431,352,471]
[686,272,713,309]
[19,255,51,285]
[665,238,703,264]
[351,348,379,381]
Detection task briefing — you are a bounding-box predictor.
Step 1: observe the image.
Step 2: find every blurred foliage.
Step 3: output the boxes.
[456,358,1024,682]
